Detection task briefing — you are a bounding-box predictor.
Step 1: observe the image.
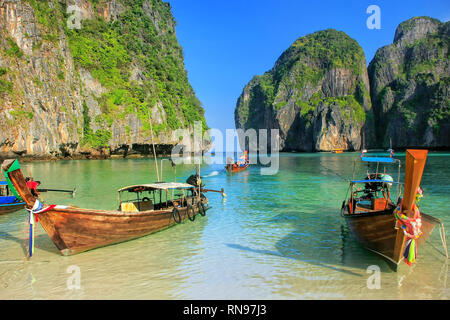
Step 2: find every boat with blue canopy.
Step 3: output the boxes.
[0,180,25,215]
[341,149,441,270]
[1,159,229,256]
[225,150,249,173]
[360,156,395,163]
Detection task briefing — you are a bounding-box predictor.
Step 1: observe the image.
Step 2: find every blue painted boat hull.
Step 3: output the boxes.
[0,198,25,215]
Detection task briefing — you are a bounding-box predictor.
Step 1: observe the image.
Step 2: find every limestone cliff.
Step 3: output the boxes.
[235,29,373,152]
[0,0,207,160]
[368,17,449,149]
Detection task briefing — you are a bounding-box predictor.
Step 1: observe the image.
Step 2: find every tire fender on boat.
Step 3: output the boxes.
[172,207,181,224]
[198,201,206,216]
[186,204,195,221]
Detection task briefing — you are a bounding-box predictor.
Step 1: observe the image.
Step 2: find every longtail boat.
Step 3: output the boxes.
[341,149,441,270]
[0,181,25,215]
[225,150,249,173]
[2,159,211,256]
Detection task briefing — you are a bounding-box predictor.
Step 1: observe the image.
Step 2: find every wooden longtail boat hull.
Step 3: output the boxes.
[341,149,439,270]
[38,205,205,256]
[0,202,25,215]
[2,159,209,256]
[342,207,438,269]
[225,163,249,173]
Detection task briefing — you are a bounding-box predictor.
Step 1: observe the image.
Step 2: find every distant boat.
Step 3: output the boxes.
[2,159,215,256]
[340,149,440,270]
[225,150,249,173]
[331,148,344,154]
[225,162,249,173]
[0,181,25,215]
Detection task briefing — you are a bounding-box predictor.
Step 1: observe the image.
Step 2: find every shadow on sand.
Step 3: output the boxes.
[0,231,59,256]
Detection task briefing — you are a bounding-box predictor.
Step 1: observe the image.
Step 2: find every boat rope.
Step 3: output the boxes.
[25,200,55,257]
[438,222,449,259]
[340,184,351,216]
[24,199,65,257]
[26,208,37,258]
[316,162,350,182]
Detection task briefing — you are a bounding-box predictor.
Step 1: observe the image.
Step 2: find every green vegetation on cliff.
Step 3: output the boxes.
[369,17,449,147]
[237,29,368,127]
[0,68,12,96]
[2,0,207,150]
[286,29,365,76]
[66,0,206,140]
[235,28,372,152]
[5,37,24,58]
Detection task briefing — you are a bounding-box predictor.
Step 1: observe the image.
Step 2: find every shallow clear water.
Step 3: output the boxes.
[0,152,448,299]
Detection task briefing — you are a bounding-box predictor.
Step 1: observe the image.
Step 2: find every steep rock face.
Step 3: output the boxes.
[0,0,207,159]
[368,17,449,148]
[235,29,373,152]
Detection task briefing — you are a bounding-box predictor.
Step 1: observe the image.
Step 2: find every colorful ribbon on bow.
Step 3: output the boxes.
[25,199,56,257]
[394,189,424,265]
[27,209,36,257]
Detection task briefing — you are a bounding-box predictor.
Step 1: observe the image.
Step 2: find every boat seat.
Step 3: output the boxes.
[135,200,154,211]
[121,202,138,212]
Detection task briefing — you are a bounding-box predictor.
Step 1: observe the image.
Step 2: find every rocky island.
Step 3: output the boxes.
[369,16,449,149]
[236,17,449,151]
[0,0,207,160]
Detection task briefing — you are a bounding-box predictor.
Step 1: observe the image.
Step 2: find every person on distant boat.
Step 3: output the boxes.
[25,177,41,197]
[236,150,249,167]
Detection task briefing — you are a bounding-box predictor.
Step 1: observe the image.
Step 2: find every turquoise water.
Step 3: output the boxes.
[0,152,448,299]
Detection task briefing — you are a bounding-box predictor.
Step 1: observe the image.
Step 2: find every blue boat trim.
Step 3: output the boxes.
[361,157,395,163]
[0,202,25,207]
[351,179,402,184]
[0,181,8,185]
[0,196,18,204]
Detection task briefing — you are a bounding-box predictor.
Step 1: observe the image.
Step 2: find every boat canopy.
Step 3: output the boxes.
[0,196,18,204]
[118,182,195,193]
[351,179,402,184]
[361,156,395,163]
[0,181,8,186]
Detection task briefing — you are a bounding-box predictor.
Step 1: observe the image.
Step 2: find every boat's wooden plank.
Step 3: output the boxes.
[2,159,209,256]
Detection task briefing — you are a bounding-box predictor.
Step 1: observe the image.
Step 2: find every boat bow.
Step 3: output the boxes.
[2,159,36,208]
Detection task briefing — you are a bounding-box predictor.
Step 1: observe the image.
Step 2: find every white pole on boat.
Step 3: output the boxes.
[198,162,201,202]
[148,111,160,182]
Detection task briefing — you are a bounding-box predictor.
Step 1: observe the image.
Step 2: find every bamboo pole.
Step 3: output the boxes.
[148,111,160,182]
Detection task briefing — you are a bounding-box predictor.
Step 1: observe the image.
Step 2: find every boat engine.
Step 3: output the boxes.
[186,174,204,188]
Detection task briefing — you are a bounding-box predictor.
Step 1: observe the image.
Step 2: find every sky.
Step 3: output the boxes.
[169,0,449,150]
